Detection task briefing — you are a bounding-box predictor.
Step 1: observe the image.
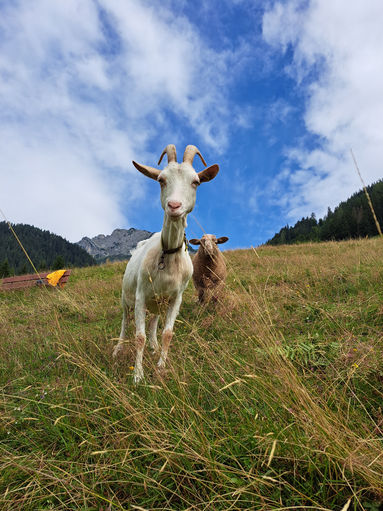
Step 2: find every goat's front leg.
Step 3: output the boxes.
[133,292,147,384]
[158,293,183,369]
[148,314,160,353]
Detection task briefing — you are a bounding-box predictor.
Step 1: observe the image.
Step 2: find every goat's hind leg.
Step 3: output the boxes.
[113,303,130,359]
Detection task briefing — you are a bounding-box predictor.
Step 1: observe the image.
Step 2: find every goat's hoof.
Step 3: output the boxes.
[133,369,144,385]
[157,358,166,369]
[112,343,127,359]
[150,344,160,354]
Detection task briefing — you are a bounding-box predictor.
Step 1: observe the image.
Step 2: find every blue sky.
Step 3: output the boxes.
[1,0,382,248]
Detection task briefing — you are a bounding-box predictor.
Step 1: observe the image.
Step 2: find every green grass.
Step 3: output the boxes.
[1,238,383,509]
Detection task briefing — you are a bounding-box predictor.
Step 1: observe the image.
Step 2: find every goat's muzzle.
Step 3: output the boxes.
[167,200,183,218]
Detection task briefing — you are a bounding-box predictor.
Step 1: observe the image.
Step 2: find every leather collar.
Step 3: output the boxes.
[159,232,188,269]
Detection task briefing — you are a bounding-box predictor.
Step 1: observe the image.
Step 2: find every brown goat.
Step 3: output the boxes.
[189,234,229,303]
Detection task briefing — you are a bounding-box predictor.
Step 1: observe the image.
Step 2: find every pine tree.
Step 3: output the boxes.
[39,260,47,270]
[52,255,65,270]
[19,263,28,275]
[0,259,11,278]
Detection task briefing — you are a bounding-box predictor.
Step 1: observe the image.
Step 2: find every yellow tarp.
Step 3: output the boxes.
[46,269,66,287]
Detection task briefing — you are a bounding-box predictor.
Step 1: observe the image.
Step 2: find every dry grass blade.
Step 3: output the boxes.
[350,149,382,236]
[340,497,352,511]
[267,439,277,467]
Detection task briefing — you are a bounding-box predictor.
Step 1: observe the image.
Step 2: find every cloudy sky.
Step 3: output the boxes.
[1,0,382,247]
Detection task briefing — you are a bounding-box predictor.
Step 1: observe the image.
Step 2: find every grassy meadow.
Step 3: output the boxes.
[1,238,383,510]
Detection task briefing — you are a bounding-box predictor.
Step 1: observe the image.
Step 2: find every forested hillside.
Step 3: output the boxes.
[0,222,95,277]
[267,180,383,245]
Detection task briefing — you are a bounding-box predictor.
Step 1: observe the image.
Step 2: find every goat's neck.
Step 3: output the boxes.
[199,247,218,263]
[161,214,187,251]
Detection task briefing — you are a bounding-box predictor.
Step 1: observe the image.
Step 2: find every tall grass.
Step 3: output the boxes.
[1,238,383,509]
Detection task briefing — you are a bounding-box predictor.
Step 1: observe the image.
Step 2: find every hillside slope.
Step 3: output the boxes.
[0,221,95,275]
[267,179,383,245]
[1,239,383,509]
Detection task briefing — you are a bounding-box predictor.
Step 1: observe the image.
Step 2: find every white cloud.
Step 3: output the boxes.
[263,0,383,220]
[0,0,246,241]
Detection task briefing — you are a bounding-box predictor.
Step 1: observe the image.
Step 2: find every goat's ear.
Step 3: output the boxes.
[132,161,161,181]
[189,238,201,245]
[197,164,219,183]
[216,236,229,244]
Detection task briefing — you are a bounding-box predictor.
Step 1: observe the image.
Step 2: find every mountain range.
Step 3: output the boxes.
[76,228,154,263]
[0,223,195,277]
[4,178,380,278]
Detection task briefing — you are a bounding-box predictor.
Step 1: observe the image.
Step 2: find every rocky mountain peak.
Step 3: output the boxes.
[76,228,154,263]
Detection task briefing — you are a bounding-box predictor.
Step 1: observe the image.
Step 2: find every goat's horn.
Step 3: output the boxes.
[183,145,207,167]
[158,144,177,165]
[132,161,161,180]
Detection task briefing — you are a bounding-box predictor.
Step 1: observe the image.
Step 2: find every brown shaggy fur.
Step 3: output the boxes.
[189,234,229,303]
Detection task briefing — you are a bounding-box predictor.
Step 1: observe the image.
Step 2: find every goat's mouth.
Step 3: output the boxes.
[167,209,184,219]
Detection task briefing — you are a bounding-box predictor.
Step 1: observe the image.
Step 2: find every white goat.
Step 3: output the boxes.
[113,144,219,383]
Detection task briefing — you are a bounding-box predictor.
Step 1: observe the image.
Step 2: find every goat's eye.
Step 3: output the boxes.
[158,177,166,187]
[191,180,200,188]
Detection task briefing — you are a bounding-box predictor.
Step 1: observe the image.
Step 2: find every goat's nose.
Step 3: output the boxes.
[168,200,182,210]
